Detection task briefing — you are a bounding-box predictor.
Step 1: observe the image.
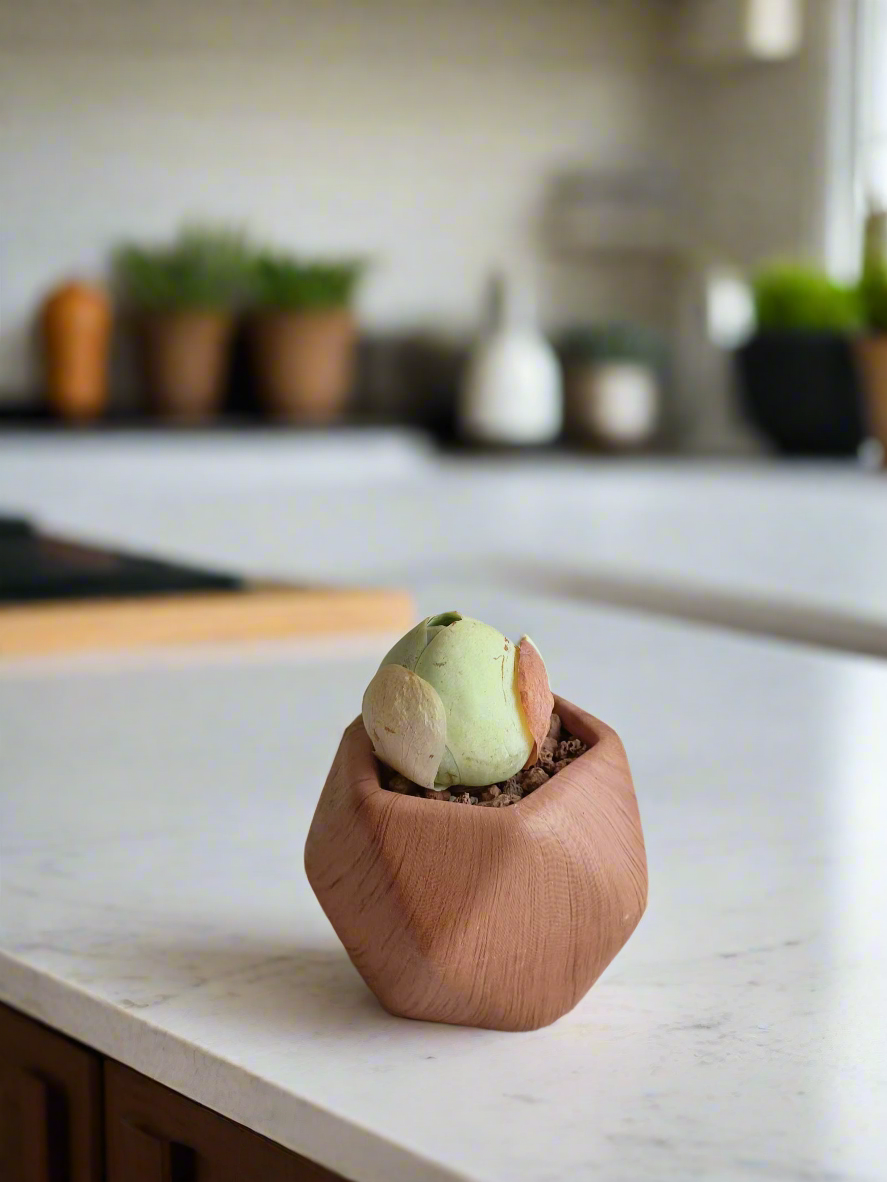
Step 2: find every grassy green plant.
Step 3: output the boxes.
[115,226,250,311]
[752,263,860,333]
[248,253,365,312]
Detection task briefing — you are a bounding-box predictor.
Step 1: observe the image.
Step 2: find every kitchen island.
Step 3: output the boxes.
[2,586,884,1181]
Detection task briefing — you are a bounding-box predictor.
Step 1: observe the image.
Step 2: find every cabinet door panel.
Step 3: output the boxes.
[105,1060,348,1182]
[0,1002,103,1182]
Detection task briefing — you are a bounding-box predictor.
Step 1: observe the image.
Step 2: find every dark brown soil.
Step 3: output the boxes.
[380,713,588,806]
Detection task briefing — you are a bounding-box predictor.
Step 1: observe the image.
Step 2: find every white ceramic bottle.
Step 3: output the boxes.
[459,273,562,445]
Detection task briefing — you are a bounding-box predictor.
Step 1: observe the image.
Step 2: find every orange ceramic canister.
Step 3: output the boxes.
[41,281,112,421]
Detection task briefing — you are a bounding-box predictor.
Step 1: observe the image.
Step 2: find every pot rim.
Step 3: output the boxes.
[248,306,355,324]
[350,693,615,821]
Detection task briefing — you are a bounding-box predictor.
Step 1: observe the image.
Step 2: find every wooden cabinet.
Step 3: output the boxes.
[0,1002,103,1182]
[1,1004,349,1182]
[104,1062,343,1181]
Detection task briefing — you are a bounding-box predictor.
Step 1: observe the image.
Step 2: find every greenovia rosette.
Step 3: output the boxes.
[361,612,554,790]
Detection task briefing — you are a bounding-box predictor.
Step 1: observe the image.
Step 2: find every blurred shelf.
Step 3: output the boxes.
[0,402,410,434]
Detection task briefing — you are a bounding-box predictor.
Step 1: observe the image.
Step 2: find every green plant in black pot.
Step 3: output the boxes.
[247,253,366,422]
[115,225,251,421]
[735,262,865,456]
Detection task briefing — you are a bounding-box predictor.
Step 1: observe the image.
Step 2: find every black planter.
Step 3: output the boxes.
[735,332,866,456]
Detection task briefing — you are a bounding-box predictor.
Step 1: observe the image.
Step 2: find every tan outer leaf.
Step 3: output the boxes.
[361,664,447,789]
[517,635,555,768]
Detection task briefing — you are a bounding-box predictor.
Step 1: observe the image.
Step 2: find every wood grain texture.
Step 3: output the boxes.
[0,585,413,659]
[0,1001,103,1182]
[305,696,648,1032]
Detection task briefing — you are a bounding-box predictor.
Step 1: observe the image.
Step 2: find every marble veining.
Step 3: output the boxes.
[2,586,886,1182]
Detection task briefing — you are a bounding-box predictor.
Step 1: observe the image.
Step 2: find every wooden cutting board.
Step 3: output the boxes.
[0,583,414,659]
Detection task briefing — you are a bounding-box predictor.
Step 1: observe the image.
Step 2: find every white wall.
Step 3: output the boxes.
[0,0,677,400]
[858,0,887,211]
[674,0,849,269]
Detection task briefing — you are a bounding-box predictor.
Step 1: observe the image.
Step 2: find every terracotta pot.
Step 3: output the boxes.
[856,335,887,457]
[41,282,112,422]
[305,696,647,1032]
[252,309,356,422]
[138,311,233,422]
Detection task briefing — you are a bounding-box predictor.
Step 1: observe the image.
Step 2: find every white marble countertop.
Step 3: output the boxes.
[2,433,887,655]
[2,585,885,1181]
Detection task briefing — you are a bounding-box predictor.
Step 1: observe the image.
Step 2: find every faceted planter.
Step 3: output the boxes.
[304,696,647,1032]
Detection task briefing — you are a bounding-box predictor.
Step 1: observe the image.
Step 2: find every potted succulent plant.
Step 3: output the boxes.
[115,226,248,421]
[734,262,865,456]
[248,253,365,422]
[305,612,648,1032]
[559,323,666,450]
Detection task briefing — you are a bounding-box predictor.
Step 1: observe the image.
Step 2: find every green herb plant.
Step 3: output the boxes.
[115,225,251,311]
[858,218,887,333]
[752,263,861,333]
[248,253,365,312]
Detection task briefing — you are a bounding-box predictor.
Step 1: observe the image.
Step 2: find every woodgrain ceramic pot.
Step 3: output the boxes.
[139,310,233,421]
[251,310,356,422]
[41,282,112,422]
[305,696,647,1032]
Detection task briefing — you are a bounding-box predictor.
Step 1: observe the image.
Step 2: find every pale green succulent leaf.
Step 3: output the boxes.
[361,664,447,789]
[416,617,533,787]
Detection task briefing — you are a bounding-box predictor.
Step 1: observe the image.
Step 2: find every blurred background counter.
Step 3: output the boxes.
[6,0,887,656]
[5,429,887,658]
